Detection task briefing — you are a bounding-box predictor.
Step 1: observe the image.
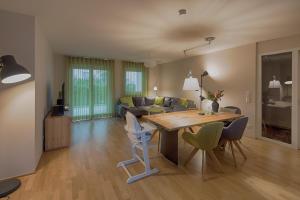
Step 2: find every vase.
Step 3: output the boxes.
[212,101,219,113]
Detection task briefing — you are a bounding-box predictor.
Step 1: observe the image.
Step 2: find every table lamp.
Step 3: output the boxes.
[153,86,158,96]
[0,55,31,198]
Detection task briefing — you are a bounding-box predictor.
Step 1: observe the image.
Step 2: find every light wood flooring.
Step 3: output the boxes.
[5,118,300,200]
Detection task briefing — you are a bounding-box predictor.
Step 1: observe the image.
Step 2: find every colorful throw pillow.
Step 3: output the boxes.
[120,96,134,107]
[154,96,164,105]
[145,97,155,106]
[163,97,172,107]
[180,98,189,108]
[132,96,145,107]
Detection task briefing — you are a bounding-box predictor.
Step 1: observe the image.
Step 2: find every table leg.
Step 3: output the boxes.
[159,129,179,165]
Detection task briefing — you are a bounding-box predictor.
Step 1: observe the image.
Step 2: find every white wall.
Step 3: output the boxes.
[0,10,36,180]
[53,54,66,104]
[34,19,55,166]
[157,44,257,137]
[0,10,56,180]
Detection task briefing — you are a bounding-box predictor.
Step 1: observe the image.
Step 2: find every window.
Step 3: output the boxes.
[68,57,114,121]
[71,68,91,118]
[123,61,148,96]
[125,71,143,94]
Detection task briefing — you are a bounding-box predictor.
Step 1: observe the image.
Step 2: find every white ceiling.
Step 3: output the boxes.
[1,0,300,64]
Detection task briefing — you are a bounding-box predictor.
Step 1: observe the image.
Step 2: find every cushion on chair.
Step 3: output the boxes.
[120,97,134,107]
[182,122,224,151]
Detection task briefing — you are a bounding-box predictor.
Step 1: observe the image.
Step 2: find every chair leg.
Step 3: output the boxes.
[150,129,158,140]
[207,151,224,173]
[184,148,199,166]
[158,131,161,152]
[229,141,237,168]
[202,150,205,177]
[188,127,194,133]
[233,140,247,160]
[142,140,151,172]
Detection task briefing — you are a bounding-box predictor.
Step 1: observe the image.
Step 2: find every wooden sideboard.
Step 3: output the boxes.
[45,112,72,151]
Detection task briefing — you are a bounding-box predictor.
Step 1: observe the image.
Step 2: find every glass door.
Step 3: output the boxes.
[261,52,292,144]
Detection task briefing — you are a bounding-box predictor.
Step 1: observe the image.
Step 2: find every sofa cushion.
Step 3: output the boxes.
[132,96,145,107]
[162,106,173,113]
[173,104,188,111]
[171,98,181,107]
[187,100,196,108]
[120,96,134,107]
[180,98,189,108]
[154,96,164,105]
[145,97,155,106]
[163,97,172,107]
[127,107,148,117]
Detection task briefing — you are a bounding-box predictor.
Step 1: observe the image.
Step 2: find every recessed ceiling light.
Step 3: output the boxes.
[178,9,187,15]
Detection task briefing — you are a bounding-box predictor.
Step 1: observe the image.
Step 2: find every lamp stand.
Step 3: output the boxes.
[0,178,21,198]
[199,74,206,110]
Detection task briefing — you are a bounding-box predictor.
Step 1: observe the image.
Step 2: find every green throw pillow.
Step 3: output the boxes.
[120,96,134,107]
[154,96,164,105]
[180,98,189,108]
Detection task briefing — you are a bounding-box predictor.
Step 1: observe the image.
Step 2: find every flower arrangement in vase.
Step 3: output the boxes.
[207,90,224,112]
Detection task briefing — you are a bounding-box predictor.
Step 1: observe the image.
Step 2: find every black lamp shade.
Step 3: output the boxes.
[0,55,31,84]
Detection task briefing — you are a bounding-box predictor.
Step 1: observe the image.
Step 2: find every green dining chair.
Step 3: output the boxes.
[182,122,224,175]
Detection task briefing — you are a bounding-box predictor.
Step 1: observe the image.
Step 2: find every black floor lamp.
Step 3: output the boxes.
[183,70,209,109]
[0,55,31,198]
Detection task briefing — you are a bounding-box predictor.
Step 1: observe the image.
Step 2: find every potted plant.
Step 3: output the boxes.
[207,90,224,112]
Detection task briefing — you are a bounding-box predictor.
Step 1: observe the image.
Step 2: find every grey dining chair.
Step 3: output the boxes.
[220,106,242,127]
[220,116,248,167]
[224,106,241,114]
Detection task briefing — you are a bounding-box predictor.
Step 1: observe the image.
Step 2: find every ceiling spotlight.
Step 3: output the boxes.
[178,9,187,15]
[205,37,216,44]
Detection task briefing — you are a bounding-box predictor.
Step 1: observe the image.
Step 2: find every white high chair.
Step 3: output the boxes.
[117,112,159,184]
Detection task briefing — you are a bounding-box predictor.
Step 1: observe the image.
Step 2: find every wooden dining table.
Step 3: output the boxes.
[142,110,241,165]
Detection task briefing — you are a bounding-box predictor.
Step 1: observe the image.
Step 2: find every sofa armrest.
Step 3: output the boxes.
[116,104,130,118]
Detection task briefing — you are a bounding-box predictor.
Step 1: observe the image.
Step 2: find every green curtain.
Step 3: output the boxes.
[122,61,148,97]
[67,57,115,121]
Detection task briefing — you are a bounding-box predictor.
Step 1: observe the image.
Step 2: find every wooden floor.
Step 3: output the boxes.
[7,118,300,200]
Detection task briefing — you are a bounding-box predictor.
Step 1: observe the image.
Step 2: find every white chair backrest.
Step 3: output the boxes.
[125,112,143,142]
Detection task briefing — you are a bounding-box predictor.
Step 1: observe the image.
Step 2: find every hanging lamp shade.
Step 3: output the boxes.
[0,55,31,84]
[268,76,281,89]
[183,77,200,91]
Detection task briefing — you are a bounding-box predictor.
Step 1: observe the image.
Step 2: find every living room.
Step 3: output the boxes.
[0,0,300,199]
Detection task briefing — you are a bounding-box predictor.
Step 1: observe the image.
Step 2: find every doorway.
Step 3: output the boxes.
[261,52,292,144]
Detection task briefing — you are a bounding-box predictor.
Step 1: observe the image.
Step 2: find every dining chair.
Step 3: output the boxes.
[224,106,241,114]
[117,112,159,183]
[219,106,242,127]
[182,122,224,176]
[220,116,248,167]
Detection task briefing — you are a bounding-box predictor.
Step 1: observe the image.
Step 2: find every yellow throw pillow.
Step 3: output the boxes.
[180,98,189,108]
[154,96,164,105]
[120,96,134,107]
